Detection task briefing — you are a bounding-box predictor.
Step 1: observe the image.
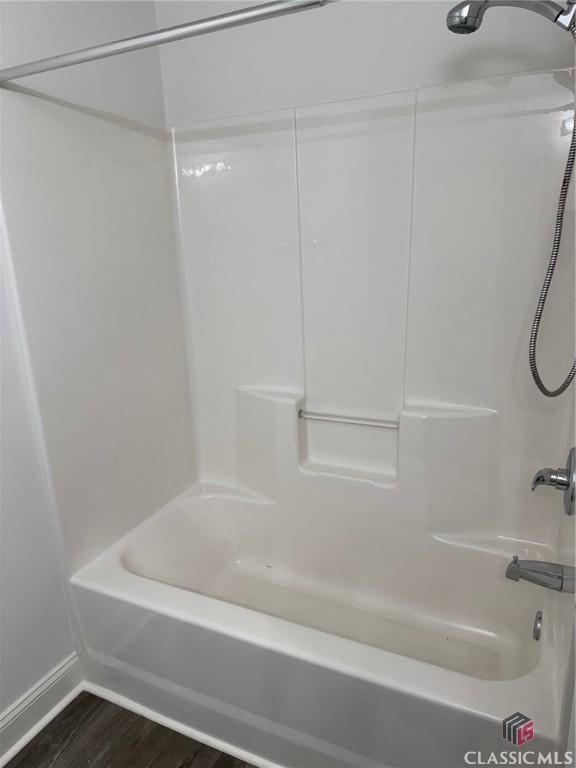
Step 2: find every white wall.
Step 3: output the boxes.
[161,0,574,490]
[0,235,75,713]
[0,4,197,755]
[1,87,197,574]
[406,68,574,544]
[297,92,414,477]
[0,2,197,574]
[0,1,166,130]
[173,59,574,555]
[175,111,304,481]
[156,0,573,127]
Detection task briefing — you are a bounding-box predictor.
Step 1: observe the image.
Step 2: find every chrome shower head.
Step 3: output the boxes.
[447,0,576,34]
[447,1,487,32]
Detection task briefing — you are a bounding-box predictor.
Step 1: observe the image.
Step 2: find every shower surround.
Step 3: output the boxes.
[74,68,574,766]
[2,43,574,768]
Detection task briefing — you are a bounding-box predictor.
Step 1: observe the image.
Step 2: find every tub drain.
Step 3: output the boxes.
[533,610,543,641]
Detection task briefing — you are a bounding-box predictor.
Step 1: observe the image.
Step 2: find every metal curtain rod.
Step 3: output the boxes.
[0,0,329,85]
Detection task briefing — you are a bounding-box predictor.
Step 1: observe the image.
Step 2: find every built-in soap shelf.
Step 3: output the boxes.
[237,386,500,501]
[236,386,401,492]
[298,404,399,486]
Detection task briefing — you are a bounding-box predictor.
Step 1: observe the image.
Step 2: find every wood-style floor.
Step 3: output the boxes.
[7,692,257,768]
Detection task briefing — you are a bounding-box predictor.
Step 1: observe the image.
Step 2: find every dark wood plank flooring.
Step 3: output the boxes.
[7,692,257,768]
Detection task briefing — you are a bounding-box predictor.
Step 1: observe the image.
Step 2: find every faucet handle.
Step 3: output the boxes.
[531,448,575,516]
[531,468,568,491]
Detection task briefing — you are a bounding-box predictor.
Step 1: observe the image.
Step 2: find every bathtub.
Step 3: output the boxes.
[71,484,574,768]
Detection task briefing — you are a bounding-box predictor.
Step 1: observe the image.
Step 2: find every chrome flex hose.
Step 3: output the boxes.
[528,23,576,397]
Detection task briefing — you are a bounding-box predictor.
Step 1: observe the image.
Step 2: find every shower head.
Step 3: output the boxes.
[447,0,576,34]
[446,1,487,32]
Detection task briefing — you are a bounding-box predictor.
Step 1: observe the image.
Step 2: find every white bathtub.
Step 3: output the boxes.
[72,484,574,768]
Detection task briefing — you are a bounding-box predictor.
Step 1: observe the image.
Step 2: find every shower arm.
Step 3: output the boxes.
[483,0,576,28]
[0,0,330,85]
[448,0,576,31]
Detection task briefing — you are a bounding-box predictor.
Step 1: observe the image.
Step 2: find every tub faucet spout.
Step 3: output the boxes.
[506,556,575,593]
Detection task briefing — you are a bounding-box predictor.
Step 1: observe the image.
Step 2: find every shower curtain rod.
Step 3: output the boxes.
[0,0,329,85]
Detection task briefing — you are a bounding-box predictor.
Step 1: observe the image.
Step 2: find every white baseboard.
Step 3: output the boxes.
[84,682,282,768]
[0,653,82,767]
[0,663,285,768]
[0,665,277,768]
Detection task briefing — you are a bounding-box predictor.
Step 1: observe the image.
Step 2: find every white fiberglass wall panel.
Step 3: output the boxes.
[296,93,415,475]
[407,70,575,547]
[175,112,303,483]
[296,92,414,418]
[173,67,573,554]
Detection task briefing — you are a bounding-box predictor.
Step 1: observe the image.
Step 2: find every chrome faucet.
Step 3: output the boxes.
[506,556,575,593]
[446,0,576,34]
[532,448,575,516]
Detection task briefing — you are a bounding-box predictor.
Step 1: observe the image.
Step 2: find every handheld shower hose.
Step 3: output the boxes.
[447,2,576,396]
[528,23,576,396]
